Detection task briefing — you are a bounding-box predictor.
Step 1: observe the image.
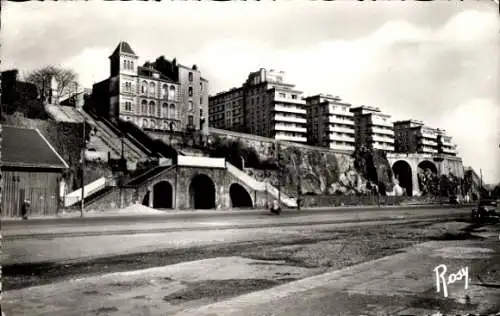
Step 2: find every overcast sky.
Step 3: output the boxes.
[2,1,499,184]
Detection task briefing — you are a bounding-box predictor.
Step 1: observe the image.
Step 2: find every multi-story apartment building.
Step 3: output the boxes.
[209,68,307,143]
[304,94,355,151]
[92,42,209,134]
[394,120,457,156]
[209,87,245,132]
[350,106,395,152]
[436,129,457,156]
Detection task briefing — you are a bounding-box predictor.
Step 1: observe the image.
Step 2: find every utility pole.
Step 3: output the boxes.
[277,141,281,205]
[480,168,483,199]
[80,119,86,217]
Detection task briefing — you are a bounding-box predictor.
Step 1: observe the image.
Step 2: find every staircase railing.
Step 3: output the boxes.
[64,177,107,207]
[225,162,296,207]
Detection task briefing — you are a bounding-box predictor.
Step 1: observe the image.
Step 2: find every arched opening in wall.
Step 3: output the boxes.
[142,191,150,207]
[153,181,173,209]
[392,160,413,196]
[417,160,438,194]
[229,183,253,208]
[189,174,216,209]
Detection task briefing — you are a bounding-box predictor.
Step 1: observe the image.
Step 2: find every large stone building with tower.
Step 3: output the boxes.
[91,41,209,134]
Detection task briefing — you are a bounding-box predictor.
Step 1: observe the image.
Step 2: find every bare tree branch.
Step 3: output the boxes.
[24,66,77,103]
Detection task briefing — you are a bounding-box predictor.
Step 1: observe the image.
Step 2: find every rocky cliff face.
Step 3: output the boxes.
[207,131,374,198]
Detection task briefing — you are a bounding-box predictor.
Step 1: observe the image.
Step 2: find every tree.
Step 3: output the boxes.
[24,66,77,104]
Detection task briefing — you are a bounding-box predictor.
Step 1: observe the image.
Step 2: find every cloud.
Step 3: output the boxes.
[2,2,498,183]
[438,98,500,184]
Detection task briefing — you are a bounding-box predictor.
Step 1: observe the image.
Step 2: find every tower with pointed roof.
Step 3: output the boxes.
[91,41,208,134]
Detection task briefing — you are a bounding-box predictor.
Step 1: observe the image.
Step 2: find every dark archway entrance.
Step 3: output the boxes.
[418,160,437,174]
[392,160,413,196]
[229,183,253,208]
[417,160,438,195]
[153,181,173,209]
[142,191,150,206]
[189,174,216,209]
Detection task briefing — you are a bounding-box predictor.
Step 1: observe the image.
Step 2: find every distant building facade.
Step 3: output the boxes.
[304,94,355,152]
[91,42,209,134]
[209,68,307,143]
[350,106,395,152]
[394,120,457,156]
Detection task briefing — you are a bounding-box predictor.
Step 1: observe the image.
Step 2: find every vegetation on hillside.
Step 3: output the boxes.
[351,146,394,195]
[207,136,260,170]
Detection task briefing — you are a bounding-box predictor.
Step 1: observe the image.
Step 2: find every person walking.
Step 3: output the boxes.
[21,199,31,220]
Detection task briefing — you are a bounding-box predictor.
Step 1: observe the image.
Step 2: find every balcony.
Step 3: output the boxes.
[420,138,437,146]
[329,133,355,143]
[373,143,394,152]
[275,134,307,143]
[274,95,306,105]
[274,114,307,124]
[330,143,355,151]
[328,125,355,134]
[274,104,307,115]
[274,124,307,133]
[328,116,354,125]
[371,126,394,136]
[370,117,393,128]
[371,134,395,144]
[329,107,354,117]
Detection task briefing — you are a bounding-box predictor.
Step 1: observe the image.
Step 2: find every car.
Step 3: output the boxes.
[471,200,499,223]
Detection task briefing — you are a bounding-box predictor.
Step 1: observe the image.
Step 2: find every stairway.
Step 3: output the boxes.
[79,109,151,162]
[64,177,108,207]
[225,162,297,208]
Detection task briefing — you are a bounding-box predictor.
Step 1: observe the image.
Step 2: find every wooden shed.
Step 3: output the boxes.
[1,126,69,217]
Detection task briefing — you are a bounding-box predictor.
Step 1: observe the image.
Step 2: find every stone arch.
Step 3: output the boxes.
[152,181,173,209]
[418,160,437,174]
[189,174,216,209]
[392,160,413,196]
[229,183,253,208]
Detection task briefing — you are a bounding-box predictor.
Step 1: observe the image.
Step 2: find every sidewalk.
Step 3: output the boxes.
[173,238,500,316]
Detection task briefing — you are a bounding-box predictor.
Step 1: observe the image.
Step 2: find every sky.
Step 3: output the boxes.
[2,1,499,184]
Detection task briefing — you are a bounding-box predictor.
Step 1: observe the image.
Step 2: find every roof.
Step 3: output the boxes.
[111,41,137,57]
[137,66,176,83]
[1,126,69,169]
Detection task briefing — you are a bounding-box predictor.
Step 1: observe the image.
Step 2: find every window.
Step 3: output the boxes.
[141,81,147,94]
[279,93,286,98]
[200,97,203,105]
[169,86,176,100]
[149,82,155,95]
[292,94,297,100]
[131,61,134,70]
[162,84,168,98]
[162,103,168,117]
[188,86,193,97]
[188,100,193,111]
[149,101,156,116]
[125,101,132,111]
[200,109,203,117]
[142,119,148,128]
[123,60,127,69]
[200,82,203,90]
[170,104,176,119]
[188,72,193,82]
[188,115,194,126]
[141,100,147,113]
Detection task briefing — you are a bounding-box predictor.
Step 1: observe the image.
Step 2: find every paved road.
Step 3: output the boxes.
[2,207,470,265]
[3,206,469,239]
